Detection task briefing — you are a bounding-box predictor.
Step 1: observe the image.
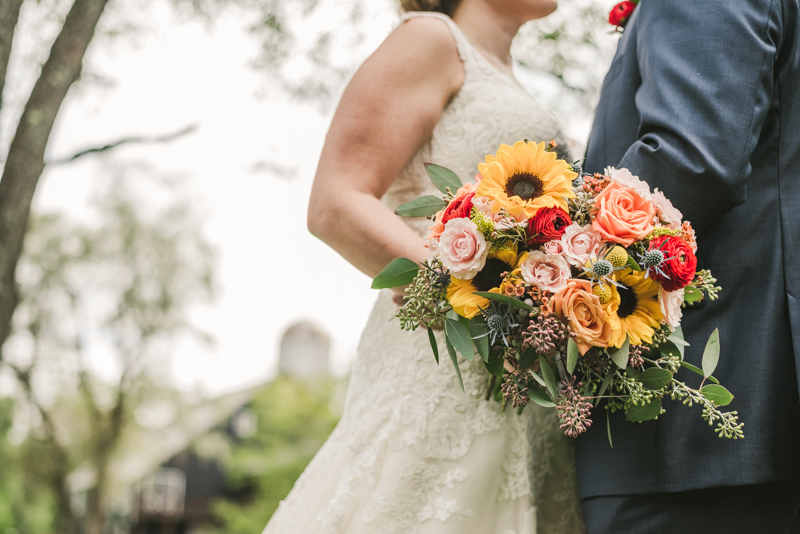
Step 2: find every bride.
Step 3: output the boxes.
[263,1,584,532]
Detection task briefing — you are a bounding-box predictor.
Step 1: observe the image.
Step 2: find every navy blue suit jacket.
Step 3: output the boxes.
[577,0,800,497]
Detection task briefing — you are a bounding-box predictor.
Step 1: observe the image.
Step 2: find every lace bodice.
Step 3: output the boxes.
[262,12,584,534]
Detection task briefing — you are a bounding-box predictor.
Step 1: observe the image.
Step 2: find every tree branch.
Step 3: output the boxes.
[0,0,111,362]
[0,0,23,119]
[46,123,199,165]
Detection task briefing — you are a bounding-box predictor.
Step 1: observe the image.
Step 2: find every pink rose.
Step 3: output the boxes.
[653,188,683,230]
[472,195,527,229]
[438,218,489,280]
[454,181,477,198]
[605,167,652,201]
[659,287,684,329]
[560,223,602,268]
[543,239,564,255]
[592,181,656,246]
[519,251,571,293]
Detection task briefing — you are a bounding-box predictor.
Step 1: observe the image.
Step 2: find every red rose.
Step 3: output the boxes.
[649,236,698,292]
[441,192,475,224]
[609,1,637,28]
[526,207,572,246]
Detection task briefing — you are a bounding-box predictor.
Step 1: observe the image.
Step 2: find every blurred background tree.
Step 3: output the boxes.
[210,376,342,533]
[1,167,215,533]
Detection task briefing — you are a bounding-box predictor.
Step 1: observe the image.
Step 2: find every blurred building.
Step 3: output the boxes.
[67,320,331,534]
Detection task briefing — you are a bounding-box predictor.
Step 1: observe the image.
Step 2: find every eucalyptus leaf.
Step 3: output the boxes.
[472,291,534,310]
[609,337,630,370]
[626,255,642,272]
[427,327,439,365]
[626,398,663,422]
[371,258,419,289]
[469,318,489,362]
[607,409,614,449]
[445,335,464,391]
[566,338,580,375]
[700,384,734,406]
[595,367,615,407]
[526,385,556,408]
[635,368,673,391]
[684,285,704,303]
[626,367,641,379]
[659,340,682,359]
[484,350,505,377]
[539,356,558,402]
[394,195,448,218]
[424,162,463,194]
[519,346,538,370]
[701,328,720,377]
[680,361,720,384]
[445,318,475,362]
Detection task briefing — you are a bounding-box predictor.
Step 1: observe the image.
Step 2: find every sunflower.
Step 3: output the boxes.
[476,140,577,220]
[447,244,521,319]
[602,269,663,348]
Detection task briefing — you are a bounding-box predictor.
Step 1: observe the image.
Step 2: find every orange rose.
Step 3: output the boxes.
[427,210,445,241]
[592,181,656,246]
[553,279,612,354]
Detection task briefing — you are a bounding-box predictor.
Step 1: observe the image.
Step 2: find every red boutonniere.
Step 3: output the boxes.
[608,0,639,31]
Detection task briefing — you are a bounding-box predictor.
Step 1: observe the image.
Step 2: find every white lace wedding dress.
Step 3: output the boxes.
[262,12,584,534]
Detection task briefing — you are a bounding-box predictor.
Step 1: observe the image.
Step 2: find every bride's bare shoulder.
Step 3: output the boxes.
[361,15,464,91]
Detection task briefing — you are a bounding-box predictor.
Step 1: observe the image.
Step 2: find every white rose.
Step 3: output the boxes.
[659,287,685,329]
[606,167,653,201]
[652,188,683,230]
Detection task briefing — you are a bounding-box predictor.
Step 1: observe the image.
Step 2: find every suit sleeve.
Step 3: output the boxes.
[618,0,781,235]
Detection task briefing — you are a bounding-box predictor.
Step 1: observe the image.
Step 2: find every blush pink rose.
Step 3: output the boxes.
[592,181,656,246]
[472,195,527,229]
[543,239,565,255]
[561,223,603,268]
[659,287,684,329]
[652,188,683,230]
[438,218,489,280]
[606,167,652,201]
[519,251,571,293]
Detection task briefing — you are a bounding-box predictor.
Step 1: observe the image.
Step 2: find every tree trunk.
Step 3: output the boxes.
[0,0,23,118]
[0,0,110,361]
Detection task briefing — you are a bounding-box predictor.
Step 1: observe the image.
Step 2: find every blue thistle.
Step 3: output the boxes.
[475,301,519,346]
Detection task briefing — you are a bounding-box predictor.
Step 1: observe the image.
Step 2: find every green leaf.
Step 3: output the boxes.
[445,335,464,391]
[371,258,419,289]
[595,367,615,407]
[539,356,558,402]
[626,397,662,422]
[519,346,538,370]
[424,163,463,194]
[625,367,641,379]
[626,255,642,271]
[680,361,719,384]
[445,318,475,362]
[701,328,720,377]
[471,291,534,310]
[469,318,489,362]
[700,384,734,406]
[635,368,673,391]
[427,327,439,365]
[609,337,630,369]
[394,195,448,217]
[526,385,556,408]
[659,340,682,359]
[684,285,704,303]
[484,350,505,377]
[566,338,580,375]
[606,408,613,449]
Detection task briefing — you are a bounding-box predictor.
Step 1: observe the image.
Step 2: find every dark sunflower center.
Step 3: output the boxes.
[505,172,544,201]
[617,285,638,319]
[473,257,510,292]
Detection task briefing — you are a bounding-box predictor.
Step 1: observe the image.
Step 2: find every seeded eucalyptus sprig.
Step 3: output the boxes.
[396,260,450,331]
[669,380,745,439]
[693,269,722,301]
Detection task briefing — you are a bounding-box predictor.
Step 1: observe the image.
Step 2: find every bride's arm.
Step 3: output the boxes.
[307,17,464,279]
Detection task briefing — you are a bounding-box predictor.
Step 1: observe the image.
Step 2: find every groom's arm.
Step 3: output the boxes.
[618,0,782,235]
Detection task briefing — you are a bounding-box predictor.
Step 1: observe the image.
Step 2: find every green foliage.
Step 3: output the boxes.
[211,377,341,533]
[371,257,420,289]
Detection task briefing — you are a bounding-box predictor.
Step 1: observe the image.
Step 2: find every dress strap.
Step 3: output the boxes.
[400,11,475,79]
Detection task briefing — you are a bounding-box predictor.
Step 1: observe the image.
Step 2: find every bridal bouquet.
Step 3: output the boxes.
[373,140,744,441]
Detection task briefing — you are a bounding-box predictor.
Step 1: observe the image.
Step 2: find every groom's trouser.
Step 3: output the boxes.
[581,477,800,534]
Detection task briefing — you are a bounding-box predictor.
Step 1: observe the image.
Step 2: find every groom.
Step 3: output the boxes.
[577,0,800,531]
